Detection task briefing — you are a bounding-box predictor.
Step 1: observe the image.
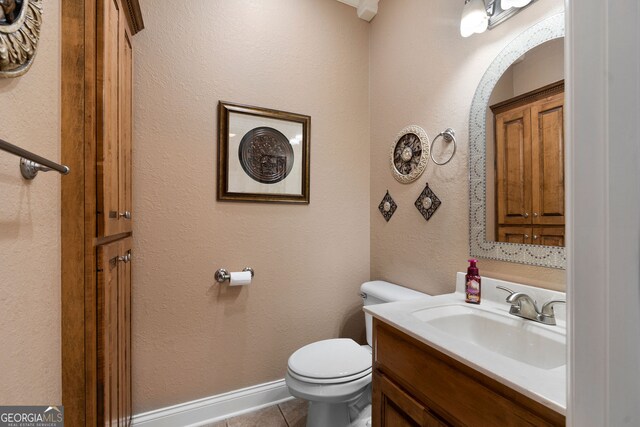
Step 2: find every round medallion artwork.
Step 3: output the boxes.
[390,125,429,184]
[238,126,294,184]
[0,0,43,78]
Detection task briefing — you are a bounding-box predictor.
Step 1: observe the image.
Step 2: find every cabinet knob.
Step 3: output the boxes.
[523,212,529,218]
[118,253,132,263]
[524,234,529,239]
[533,235,539,240]
[119,211,132,220]
[533,212,538,217]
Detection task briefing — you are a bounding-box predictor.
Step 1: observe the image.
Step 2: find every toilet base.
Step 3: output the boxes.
[304,384,371,427]
[307,401,350,427]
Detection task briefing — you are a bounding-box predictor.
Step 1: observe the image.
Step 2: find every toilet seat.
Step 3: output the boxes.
[287,338,372,385]
[287,366,372,385]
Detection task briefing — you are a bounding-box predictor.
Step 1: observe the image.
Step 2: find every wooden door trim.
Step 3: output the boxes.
[490,80,564,116]
[122,0,144,35]
[61,0,97,425]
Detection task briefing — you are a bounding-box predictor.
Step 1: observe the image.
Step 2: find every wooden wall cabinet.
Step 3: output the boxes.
[61,0,143,425]
[493,82,565,246]
[98,0,134,238]
[372,319,565,427]
[97,238,132,427]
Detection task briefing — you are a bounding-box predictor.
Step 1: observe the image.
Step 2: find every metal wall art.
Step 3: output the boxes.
[0,0,42,78]
[378,191,397,222]
[390,125,429,184]
[415,183,441,221]
[218,101,310,204]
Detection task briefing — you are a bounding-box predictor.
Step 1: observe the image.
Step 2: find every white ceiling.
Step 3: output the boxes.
[335,0,379,22]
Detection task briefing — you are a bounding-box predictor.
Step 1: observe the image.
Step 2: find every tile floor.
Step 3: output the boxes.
[202,398,307,427]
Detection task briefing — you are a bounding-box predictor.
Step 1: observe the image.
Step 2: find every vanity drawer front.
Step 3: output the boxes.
[373,319,564,427]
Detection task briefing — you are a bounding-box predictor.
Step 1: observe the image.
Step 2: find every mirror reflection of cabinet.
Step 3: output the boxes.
[492,81,565,246]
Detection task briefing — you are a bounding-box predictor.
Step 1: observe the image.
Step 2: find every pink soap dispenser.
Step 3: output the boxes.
[465,259,481,304]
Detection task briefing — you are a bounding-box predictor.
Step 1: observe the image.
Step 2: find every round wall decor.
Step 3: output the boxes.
[0,0,43,78]
[390,125,429,184]
[238,126,294,184]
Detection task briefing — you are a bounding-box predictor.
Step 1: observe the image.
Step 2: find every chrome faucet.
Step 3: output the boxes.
[496,286,565,326]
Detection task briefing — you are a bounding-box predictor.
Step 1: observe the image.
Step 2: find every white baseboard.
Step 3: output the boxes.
[132,379,293,427]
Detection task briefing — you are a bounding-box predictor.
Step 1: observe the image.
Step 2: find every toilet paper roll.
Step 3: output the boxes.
[229,271,252,286]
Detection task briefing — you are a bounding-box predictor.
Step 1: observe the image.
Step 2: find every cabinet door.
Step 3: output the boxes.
[98,0,135,238]
[373,373,448,427]
[498,226,533,244]
[531,94,565,226]
[98,241,120,427]
[98,238,132,427]
[98,0,122,238]
[118,238,133,427]
[495,107,532,225]
[532,227,564,247]
[119,23,133,234]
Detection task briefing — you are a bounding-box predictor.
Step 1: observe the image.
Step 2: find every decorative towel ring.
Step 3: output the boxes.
[430,128,457,166]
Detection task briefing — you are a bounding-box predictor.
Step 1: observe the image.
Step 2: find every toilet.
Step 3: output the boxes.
[285,281,429,427]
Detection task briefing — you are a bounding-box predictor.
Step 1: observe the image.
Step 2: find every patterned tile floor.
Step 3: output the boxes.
[202,398,307,427]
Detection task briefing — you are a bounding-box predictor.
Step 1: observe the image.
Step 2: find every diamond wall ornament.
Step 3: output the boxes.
[378,190,397,222]
[415,183,441,221]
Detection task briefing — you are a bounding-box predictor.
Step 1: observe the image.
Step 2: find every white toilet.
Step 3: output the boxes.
[285,281,429,427]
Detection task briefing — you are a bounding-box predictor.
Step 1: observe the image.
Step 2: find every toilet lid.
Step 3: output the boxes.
[288,338,372,380]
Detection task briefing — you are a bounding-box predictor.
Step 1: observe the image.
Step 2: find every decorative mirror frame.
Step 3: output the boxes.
[0,0,43,78]
[390,125,430,184]
[469,13,566,269]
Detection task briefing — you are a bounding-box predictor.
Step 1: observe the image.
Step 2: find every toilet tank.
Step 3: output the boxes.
[361,281,429,347]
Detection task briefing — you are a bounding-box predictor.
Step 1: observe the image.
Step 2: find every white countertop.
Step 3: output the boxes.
[364,273,566,415]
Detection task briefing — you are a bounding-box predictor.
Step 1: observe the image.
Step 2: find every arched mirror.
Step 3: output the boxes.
[469,13,566,269]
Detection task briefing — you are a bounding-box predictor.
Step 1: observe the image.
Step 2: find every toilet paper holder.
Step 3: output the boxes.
[214,267,254,283]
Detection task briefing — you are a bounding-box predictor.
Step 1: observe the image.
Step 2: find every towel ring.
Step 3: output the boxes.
[430,128,457,166]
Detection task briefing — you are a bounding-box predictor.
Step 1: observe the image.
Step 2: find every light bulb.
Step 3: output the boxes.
[474,15,488,33]
[501,0,532,9]
[460,0,488,38]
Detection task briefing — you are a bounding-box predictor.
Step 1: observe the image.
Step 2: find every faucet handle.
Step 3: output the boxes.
[540,300,566,316]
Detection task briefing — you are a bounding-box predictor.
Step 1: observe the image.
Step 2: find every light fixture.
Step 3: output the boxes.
[500,0,532,9]
[460,0,538,37]
[460,0,489,38]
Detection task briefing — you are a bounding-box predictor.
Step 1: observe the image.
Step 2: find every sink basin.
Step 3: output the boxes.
[412,304,566,370]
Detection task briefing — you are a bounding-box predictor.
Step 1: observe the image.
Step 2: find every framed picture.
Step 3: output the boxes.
[217,101,311,204]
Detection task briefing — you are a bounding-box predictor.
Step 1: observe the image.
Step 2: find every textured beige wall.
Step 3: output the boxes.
[0,1,61,404]
[370,0,566,295]
[132,0,370,413]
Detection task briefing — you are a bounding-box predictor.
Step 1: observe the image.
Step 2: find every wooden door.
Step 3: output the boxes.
[373,373,448,427]
[98,241,120,427]
[495,107,532,225]
[531,93,565,226]
[118,238,132,427]
[533,227,565,247]
[498,226,533,244]
[98,0,122,238]
[119,22,133,233]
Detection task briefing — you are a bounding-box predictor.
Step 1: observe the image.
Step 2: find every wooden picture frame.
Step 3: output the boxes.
[217,101,311,204]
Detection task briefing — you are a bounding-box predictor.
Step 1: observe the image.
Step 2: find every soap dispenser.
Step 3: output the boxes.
[465,259,481,304]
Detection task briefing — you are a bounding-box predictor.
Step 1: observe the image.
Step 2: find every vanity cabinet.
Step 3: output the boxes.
[493,82,565,246]
[372,319,565,427]
[97,238,132,427]
[98,0,135,238]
